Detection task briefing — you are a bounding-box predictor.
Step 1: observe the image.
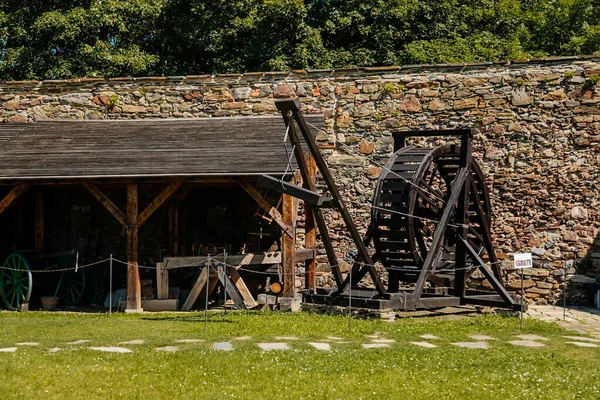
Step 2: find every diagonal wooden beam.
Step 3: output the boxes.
[237,179,293,238]
[0,184,29,216]
[136,180,183,229]
[84,183,126,226]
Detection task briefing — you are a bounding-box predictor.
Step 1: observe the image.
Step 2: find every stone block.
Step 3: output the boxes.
[141,299,178,311]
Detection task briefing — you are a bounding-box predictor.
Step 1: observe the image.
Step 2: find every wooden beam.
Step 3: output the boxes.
[238,179,293,238]
[156,262,169,300]
[136,180,183,228]
[258,174,334,208]
[0,184,29,216]
[281,192,296,298]
[34,190,44,251]
[182,266,209,311]
[216,266,246,309]
[84,183,126,226]
[164,252,282,269]
[125,183,142,312]
[304,152,317,292]
[227,267,258,309]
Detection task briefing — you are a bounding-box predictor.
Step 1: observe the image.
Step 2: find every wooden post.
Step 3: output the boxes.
[281,191,296,298]
[156,262,169,300]
[126,184,142,312]
[304,152,317,292]
[34,190,44,251]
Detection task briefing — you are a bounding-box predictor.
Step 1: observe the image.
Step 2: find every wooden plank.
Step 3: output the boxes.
[216,266,246,309]
[181,266,209,311]
[238,179,293,238]
[156,262,169,300]
[164,252,282,269]
[125,183,142,312]
[34,190,44,251]
[258,174,334,207]
[304,151,317,292]
[136,180,183,228]
[0,184,29,216]
[84,183,126,226]
[282,192,296,298]
[227,267,258,309]
[295,248,315,262]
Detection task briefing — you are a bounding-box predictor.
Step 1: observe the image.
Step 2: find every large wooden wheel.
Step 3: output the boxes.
[371,144,493,289]
[54,255,86,306]
[1,253,32,310]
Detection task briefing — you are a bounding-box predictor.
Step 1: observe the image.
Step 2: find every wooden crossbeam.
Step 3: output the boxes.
[0,184,29,216]
[182,266,210,311]
[136,180,183,228]
[84,183,126,226]
[227,267,258,309]
[216,266,247,309]
[237,179,293,238]
[408,168,469,306]
[257,174,334,208]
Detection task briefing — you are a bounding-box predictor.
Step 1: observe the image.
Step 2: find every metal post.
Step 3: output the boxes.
[563,266,567,321]
[109,254,113,314]
[348,260,353,332]
[204,255,211,333]
[223,250,227,316]
[520,267,524,330]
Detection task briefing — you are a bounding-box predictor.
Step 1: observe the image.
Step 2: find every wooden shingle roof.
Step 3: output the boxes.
[0,115,323,180]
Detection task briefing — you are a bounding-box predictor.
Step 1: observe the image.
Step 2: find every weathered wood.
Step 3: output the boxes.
[238,179,293,238]
[295,248,315,262]
[182,266,209,311]
[84,183,126,226]
[0,183,29,216]
[304,152,317,292]
[258,174,334,208]
[164,252,282,269]
[34,190,44,251]
[227,267,258,309]
[168,203,179,256]
[156,262,169,300]
[216,266,246,309]
[136,180,183,228]
[282,192,296,298]
[125,183,141,312]
[0,116,323,180]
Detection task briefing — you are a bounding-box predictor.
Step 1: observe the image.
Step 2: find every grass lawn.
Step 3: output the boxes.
[0,311,598,399]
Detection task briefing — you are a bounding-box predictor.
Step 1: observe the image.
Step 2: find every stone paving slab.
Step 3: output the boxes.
[47,347,62,353]
[371,339,395,343]
[565,341,599,348]
[0,347,17,352]
[420,334,440,340]
[452,342,489,349]
[213,342,233,351]
[234,336,252,341]
[515,334,549,341]
[308,342,331,351]
[528,306,600,337]
[411,342,437,348]
[326,336,343,341]
[469,335,496,341]
[176,339,204,343]
[258,343,289,351]
[89,346,132,353]
[362,343,390,349]
[562,336,600,343]
[509,340,545,348]
[275,336,299,340]
[155,346,180,352]
[15,342,39,346]
[66,339,90,345]
[119,340,145,345]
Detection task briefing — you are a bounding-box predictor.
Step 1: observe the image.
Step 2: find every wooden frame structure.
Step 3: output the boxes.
[264,100,518,311]
[0,116,322,311]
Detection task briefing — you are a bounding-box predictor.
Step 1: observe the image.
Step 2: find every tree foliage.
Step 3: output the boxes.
[1,0,599,80]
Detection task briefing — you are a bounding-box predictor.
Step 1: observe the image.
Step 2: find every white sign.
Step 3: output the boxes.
[514,253,533,269]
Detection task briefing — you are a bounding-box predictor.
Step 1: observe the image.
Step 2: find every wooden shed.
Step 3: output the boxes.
[0,115,322,311]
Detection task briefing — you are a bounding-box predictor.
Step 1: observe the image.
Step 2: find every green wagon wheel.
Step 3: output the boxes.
[1,253,32,311]
[87,271,105,305]
[55,256,86,306]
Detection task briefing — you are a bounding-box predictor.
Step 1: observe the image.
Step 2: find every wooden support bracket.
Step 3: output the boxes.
[136,180,183,229]
[84,183,126,226]
[237,179,294,238]
[0,184,29,216]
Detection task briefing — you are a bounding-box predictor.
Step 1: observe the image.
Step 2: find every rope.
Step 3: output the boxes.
[0,257,110,273]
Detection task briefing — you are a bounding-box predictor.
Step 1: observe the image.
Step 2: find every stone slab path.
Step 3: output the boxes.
[509,340,546,348]
[528,306,600,338]
[411,341,437,348]
[257,343,289,351]
[452,342,489,349]
[90,346,132,353]
[213,342,233,351]
[308,342,331,351]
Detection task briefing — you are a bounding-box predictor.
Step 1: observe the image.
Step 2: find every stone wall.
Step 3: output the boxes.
[2,56,600,305]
